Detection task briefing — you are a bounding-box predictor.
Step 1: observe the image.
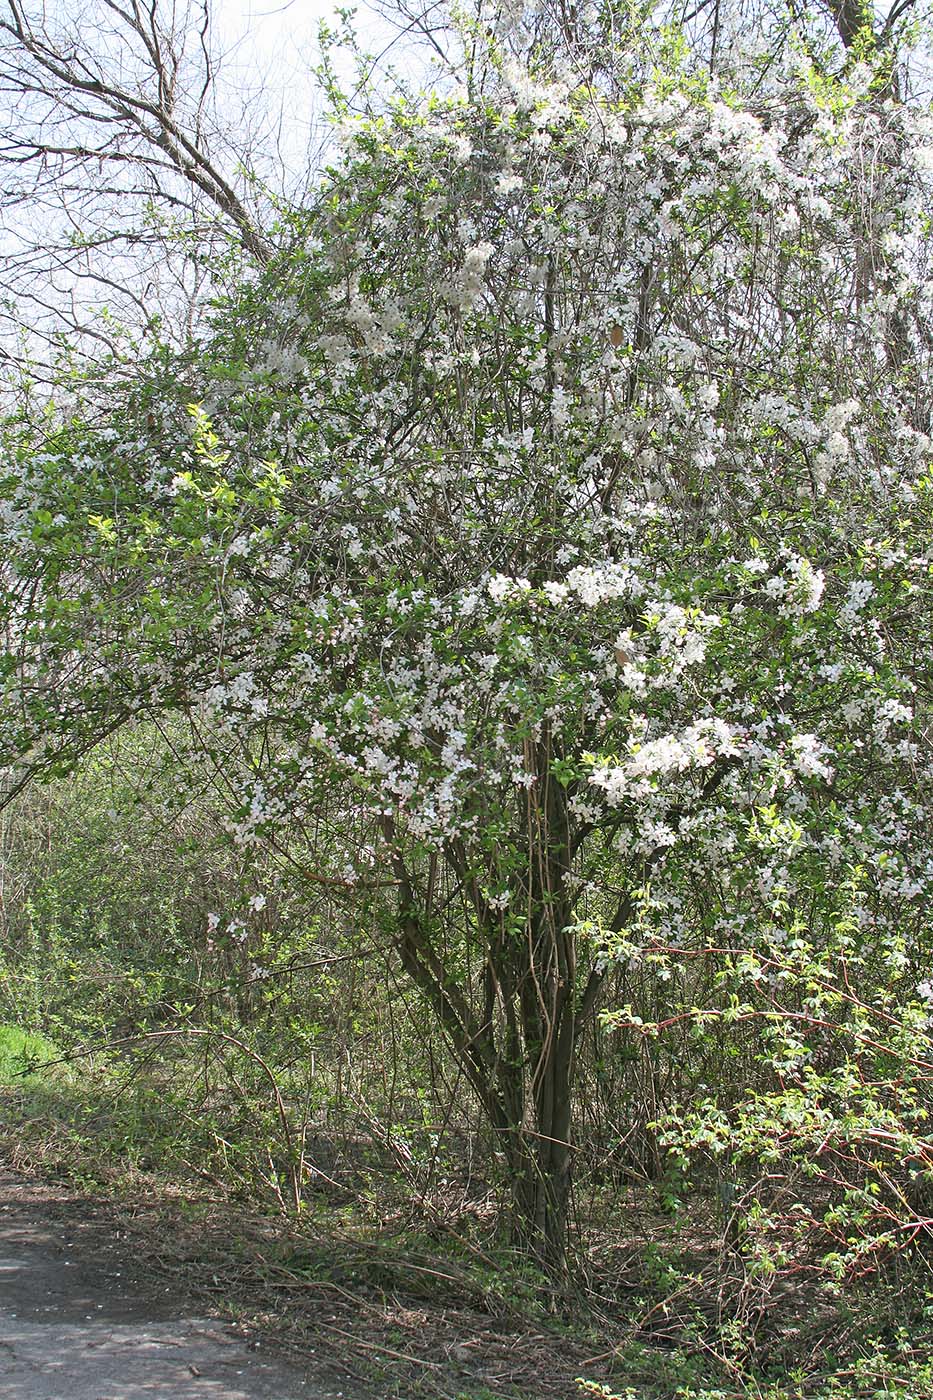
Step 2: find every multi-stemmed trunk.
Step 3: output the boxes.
[502,1014,576,1269]
[383,735,601,1274]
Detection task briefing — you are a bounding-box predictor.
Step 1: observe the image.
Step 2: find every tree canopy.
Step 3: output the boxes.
[2,0,933,1269]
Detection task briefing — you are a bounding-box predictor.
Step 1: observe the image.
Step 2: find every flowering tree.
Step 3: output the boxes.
[2,6,933,1267]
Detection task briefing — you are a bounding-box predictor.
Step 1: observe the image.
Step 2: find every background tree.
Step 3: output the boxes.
[0,0,324,381]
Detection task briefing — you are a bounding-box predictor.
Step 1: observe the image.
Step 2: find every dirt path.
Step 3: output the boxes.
[0,1172,352,1400]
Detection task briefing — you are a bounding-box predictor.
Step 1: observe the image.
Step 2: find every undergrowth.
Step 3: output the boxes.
[3,1034,933,1400]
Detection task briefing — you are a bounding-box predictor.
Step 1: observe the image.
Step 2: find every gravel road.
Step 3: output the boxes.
[0,1173,350,1400]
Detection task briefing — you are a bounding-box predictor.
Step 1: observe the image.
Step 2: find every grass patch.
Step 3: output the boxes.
[0,1024,58,1081]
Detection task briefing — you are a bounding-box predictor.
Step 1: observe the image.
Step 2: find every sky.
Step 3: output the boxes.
[205,0,431,184]
[212,0,418,106]
[219,0,368,58]
[215,0,351,91]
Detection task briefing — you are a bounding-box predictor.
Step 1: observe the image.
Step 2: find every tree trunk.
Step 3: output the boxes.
[504,734,579,1269]
[505,1023,575,1269]
[507,1128,572,1269]
[380,737,594,1276]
